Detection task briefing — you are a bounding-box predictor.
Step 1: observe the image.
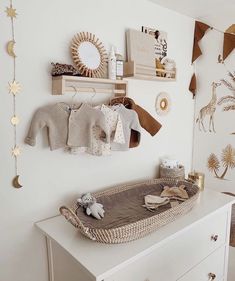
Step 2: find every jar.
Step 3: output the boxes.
[188,171,205,191]
[115,51,124,80]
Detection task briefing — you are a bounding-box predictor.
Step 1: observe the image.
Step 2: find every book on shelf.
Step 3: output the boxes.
[126,29,155,69]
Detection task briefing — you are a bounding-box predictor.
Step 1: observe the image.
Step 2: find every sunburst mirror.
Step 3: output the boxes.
[71,32,107,78]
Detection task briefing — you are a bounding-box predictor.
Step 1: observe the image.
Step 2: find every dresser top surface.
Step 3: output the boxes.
[36,189,235,281]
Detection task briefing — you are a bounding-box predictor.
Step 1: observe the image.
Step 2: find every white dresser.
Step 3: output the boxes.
[36,189,235,281]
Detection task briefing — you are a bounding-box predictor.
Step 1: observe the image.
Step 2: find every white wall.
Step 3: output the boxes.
[0,1,194,280]
[193,17,235,192]
[192,13,235,281]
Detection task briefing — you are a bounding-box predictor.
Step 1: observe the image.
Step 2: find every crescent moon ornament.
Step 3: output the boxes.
[12,175,23,188]
[7,40,16,57]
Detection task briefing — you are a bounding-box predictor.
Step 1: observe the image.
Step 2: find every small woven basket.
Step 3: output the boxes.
[159,164,185,180]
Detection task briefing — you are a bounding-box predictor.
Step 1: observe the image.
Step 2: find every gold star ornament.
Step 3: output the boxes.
[6,5,17,18]
[8,80,21,95]
[12,146,21,157]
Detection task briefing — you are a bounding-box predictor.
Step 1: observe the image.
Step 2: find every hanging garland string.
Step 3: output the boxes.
[6,0,22,188]
[189,22,235,97]
[209,25,235,36]
[211,25,235,61]
[192,22,235,64]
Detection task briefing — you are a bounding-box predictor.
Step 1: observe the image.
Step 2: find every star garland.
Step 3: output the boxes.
[5,0,23,188]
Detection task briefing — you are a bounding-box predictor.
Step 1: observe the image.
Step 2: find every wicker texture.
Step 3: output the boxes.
[159,164,185,180]
[60,179,199,244]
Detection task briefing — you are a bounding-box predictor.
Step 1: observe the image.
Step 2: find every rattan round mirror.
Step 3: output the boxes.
[71,32,107,78]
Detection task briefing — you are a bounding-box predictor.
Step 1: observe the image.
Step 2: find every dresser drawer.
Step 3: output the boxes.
[105,208,228,281]
[178,245,226,281]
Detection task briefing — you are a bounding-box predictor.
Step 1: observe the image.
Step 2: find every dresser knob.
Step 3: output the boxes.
[208,272,216,280]
[211,234,218,241]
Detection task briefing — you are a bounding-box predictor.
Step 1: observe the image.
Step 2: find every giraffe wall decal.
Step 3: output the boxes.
[196,82,221,133]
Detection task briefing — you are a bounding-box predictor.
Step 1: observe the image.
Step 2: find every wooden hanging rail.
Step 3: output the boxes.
[52,75,128,96]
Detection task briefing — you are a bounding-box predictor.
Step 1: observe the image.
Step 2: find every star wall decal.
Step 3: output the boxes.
[12,146,21,157]
[5,5,17,18]
[8,80,21,95]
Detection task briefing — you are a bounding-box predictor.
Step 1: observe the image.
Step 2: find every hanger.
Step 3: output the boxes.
[122,96,126,105]
[110,95,127,107]
[88,87,97,107]
[70,85,80,108]
[69,85,97,107]
[57,85,80,111]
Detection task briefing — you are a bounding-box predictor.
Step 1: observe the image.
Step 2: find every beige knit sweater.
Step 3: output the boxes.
[25,103,108,150]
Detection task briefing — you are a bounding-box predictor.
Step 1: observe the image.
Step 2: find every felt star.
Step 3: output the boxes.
[8,81,21,95]
[5,6,17,18]
[12,146,21,157]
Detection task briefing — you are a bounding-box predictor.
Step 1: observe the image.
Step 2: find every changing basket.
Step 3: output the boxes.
[60,178,199,244]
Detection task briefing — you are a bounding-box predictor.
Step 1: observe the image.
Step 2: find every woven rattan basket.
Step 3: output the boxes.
[60,179,199,244]
[159,164,185,180]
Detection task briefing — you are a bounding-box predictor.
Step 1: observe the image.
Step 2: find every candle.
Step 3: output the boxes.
[188,171,205,191]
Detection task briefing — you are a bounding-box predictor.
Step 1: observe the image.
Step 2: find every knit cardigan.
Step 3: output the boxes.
[25,103,108,150]
[110,97,162,147]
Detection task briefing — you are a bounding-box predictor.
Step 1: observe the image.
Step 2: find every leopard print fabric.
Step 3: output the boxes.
[51,62,81,76]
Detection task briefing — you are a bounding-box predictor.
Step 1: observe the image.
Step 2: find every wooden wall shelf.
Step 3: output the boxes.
[125,74,176,82]
[52,76,128,96]
[124,61,176,82]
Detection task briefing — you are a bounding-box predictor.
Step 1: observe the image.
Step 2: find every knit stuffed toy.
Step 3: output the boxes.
[160,185,189,201]
[77,193,105,220]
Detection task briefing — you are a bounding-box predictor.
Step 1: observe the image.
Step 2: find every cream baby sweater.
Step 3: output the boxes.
[25,103,108,150]
[111,104,141,151]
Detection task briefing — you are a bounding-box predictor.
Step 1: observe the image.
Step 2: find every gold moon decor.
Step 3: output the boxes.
[155,92,171,116]
[71,32,107,78]
[7,40,16,57]
[12,175,22,189]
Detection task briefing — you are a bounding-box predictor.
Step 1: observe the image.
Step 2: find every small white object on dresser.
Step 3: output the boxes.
[36,189,235,281]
